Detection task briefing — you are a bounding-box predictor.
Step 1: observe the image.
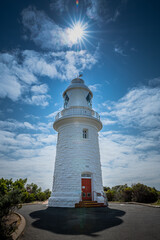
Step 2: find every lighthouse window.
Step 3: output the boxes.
[64,93,69,108]
[86,93,92,107]
[83,129,88,139]
[81,173,91,178]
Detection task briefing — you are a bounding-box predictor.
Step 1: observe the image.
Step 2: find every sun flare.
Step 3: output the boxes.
[67,21,88,45]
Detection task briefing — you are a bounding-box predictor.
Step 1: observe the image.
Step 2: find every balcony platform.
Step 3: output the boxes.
[55,106,100,121]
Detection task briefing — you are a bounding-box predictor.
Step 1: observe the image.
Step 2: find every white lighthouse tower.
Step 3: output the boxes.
[48,77,107,208]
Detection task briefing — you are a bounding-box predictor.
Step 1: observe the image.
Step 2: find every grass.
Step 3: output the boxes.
[151,199,160,205]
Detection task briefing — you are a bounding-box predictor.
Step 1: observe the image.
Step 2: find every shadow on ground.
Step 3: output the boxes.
[30,207,125,236]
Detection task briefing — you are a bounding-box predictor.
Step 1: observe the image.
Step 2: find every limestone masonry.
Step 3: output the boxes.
[48,78,107,207]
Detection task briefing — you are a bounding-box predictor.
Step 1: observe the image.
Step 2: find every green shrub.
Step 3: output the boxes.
[0,178,51,238]
[121,187,132,202]
[44,189,51,199]
[104,183,158,203]
[131,183,158,203]
[0,185,22,239]
[36,192,46,201]
[106,189,115,201]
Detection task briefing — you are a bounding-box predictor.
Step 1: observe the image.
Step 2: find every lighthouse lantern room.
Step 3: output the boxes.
[48,78,107,207]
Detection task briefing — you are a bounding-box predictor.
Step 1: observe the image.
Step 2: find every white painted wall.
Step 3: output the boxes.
[49,78,105,208]
[66,88,91,108]
[48,121,104,207]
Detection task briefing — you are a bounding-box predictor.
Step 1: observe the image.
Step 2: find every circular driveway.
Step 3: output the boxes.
[18,203,160,240]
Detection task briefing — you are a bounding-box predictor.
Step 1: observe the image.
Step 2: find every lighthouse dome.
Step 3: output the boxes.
[63,78,93,109]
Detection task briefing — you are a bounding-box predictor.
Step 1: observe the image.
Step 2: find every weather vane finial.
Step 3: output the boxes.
[77,73,83,78]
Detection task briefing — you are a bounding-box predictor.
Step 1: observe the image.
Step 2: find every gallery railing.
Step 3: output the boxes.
[55,107,100,121]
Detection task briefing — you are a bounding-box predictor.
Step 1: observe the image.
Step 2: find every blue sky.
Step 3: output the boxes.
[0,0,160,190]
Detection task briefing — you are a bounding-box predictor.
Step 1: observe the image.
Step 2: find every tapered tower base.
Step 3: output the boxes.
[48,192,80,208]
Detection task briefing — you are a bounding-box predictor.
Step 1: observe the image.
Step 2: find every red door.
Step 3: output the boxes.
[81,178,92,201]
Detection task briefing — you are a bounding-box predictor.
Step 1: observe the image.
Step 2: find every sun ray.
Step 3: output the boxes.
[67,19,89,47]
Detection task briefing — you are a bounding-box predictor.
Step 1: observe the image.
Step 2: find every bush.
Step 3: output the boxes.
[0,178,51,239]
[104,183,158,203]
[103,186,110,192]
[112,184,128,201]
[36,192,46,201]
[44,189,51,199]
[121,187,132,202]
[106,189,115,201]
[0,181,22,239]
[131,183,158,203]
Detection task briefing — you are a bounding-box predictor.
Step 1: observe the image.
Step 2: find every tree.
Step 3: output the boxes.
[112,184,128,201]
[121,187,132,202]
[103,186,110,192]
[131,183,158,203]
[0,179,23,239]
[106,189,115,201]
[0,178,51,238]
[44,189,51,199]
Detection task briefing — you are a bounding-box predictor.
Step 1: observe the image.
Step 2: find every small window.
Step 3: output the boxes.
[83,129,88,139]
[81,173,91,178]
[87,193,91,197]
[82,192,86,197]
[86,93,92,107]
[64,93,69,108]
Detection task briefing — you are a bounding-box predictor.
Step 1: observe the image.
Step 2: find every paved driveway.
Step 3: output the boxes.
[18,203,160,240]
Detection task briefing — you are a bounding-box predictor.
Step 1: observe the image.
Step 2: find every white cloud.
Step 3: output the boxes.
[0,146,56,190]
[24,122,35,130]
[24,114,40,120]
[101,86,160,129]
[99,84,160,189]
[31,84,48,94]
[88,84,101,92]
[0,4,99,105]
[22,50,59,78]
[0,51,50,107]
[101,119,117,125]
[0,120,35,131]
[50,0,68,13]
[113,87,160,128]
[114,46,126,56]
[51,0,126,23]
[86,0,100,21]
[100,131,160,189]
[0,48,98,103]
[24,49,98,81]
[86,0,126,22]
[0,51,39,103]
[0,62,22,101]
[148,77,160,87]
[0,129,57,189]
[46,109,62,119]
[0,119,53,133]
[24,94,50,107]
[21,6,77,50]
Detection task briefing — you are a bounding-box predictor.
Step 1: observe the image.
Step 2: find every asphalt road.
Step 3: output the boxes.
[18,203,160,240]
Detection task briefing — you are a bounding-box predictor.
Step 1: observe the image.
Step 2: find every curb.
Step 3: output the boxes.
[109,202,160,208]
[127,202,160,208]
[22,200,48,206]
[11,212,26,240]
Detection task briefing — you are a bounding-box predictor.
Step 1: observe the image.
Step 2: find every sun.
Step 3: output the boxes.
[67,21,88,45]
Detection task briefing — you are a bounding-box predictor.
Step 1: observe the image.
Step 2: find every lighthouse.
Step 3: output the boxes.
[48,78,107,208]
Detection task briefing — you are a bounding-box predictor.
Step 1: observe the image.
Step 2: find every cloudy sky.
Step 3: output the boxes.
[0,0,160,190]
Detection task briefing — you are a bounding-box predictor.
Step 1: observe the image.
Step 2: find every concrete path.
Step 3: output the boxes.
[18,203,160,240]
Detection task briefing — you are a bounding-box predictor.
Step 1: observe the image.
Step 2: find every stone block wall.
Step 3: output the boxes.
[48,120,104,207]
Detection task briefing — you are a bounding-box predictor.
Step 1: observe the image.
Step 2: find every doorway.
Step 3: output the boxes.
[81,174,92,201]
